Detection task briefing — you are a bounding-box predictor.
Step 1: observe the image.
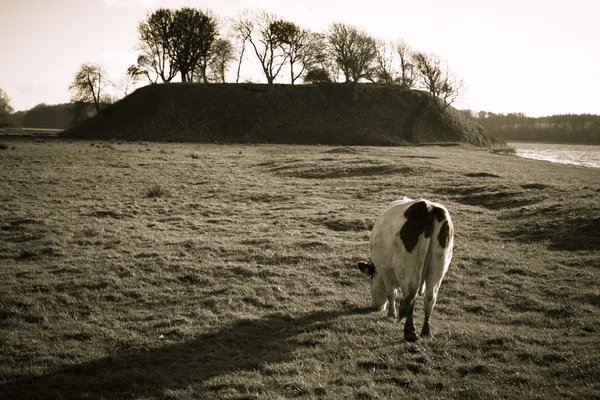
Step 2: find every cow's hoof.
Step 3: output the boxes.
[421,327,431,337]
[404,331,419,342]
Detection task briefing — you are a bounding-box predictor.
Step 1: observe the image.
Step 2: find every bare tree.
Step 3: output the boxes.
[326,23,352,83]
[230,10,253,84]
[395,39,416,88]
[69,63,108,114]
[240,10,289,88]
[438,63,464,111]
[412,51,463,110]
[112,71,138,98]
[327,23,377,100]
[195,9,221,83]
[272,22,319,84]
[412,51,442,97]
[309,33,339,82]
[0,88,14,127]
[207,38,235,82]
[133,9,177,84]
[373,39,398,84]
[128,57,156,85]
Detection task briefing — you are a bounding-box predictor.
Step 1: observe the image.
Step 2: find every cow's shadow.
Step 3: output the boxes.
[0,307,370,400]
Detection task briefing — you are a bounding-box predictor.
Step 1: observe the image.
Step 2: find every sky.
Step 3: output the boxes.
[1,0,599,117]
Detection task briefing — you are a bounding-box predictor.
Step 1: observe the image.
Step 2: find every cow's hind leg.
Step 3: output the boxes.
[421,263,446,337]
[398,285,419,342]
[421,287,437,337]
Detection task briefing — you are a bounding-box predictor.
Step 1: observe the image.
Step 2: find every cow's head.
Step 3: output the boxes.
[357,261,389,311]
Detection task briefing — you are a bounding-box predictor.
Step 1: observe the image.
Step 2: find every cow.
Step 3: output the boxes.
[358,197,454,342]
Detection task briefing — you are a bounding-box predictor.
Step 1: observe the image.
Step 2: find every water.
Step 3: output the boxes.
[508,142,600,169]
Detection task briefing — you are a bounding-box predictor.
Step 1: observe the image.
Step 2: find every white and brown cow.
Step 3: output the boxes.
[358,197,454,342]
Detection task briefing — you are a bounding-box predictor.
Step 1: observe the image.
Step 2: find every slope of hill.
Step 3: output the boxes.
[62,83,501,146]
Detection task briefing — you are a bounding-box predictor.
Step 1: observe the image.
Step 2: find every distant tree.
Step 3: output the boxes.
[309,33,339,82]
[326,23,351,83]
[478,110,488,119]
[439,66,464,111]
[69,63,108,114]
[21,103,74,129]
[412,51,463,110]
[133,9,177,84]
[111,70,139,99]
[478,112,600,143]
[411,51,441,97]
[170,8,219,83]
[230,10,254,84]
[460,109,475,118]
[237,10,289,88]
[373,39,398,84]
[327,23,378,100]
[0,88,14,127]
[127,57,155,85]
[304,68,332,83]
[9,110,25,127]
[207,38,235,82]
[272,21,319,84]
[395,39,416,88]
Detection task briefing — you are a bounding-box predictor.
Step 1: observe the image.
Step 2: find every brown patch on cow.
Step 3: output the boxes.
[438,220,452,248]
[400,201,432,252]
[432,206,446,223]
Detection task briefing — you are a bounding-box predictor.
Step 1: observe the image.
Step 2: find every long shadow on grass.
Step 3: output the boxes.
[0,308,368,400]
[501,211,600,251]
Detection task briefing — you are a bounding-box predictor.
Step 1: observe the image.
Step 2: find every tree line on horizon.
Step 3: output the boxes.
[471,112,600,143]
[1,6,598,140]
[66,6,463,114]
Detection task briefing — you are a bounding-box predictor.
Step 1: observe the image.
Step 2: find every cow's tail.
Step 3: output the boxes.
[399,200,437,299]
[417,205,433,297]
[419,204,449,295]
[402,200,434,298]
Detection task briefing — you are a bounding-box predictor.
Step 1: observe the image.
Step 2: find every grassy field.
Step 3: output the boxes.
[0,138,598,400]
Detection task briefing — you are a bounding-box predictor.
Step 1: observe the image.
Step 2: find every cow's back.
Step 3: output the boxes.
[369,198,434,293]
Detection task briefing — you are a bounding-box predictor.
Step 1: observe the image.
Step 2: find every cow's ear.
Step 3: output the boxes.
[358,261,376,276]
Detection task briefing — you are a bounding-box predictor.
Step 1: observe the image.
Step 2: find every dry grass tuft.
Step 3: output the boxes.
[146,184,168,198]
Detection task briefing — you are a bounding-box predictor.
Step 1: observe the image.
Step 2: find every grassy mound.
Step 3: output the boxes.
[62,83,501,146]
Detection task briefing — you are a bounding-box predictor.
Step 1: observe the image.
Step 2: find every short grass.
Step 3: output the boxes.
[0,138,598,400]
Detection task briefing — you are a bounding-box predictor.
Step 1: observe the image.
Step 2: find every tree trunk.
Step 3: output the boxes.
[93,99,101,114]
[202,65,208,84]
[352,81,358,101]
[236,42,246,84]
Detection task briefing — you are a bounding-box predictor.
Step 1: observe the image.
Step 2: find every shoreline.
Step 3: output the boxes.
[509,141,600,169]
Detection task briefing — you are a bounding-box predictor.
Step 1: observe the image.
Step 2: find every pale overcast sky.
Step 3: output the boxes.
[1,0,598,116]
